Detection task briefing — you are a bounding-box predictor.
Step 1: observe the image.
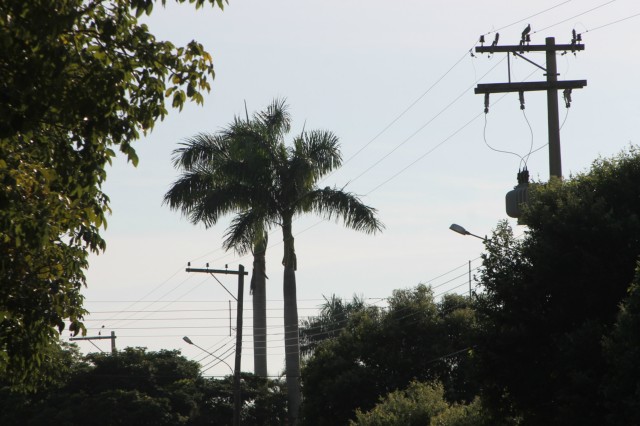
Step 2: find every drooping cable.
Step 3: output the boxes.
[521,109,535,170]
[482,113,525,163]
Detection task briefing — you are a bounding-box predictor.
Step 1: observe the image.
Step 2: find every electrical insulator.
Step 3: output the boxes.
[505,169,529,219]
[563,88,572,108]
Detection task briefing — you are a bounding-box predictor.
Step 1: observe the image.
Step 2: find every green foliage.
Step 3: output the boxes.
[301,286,480,425]
[476,147,640,424]
[0,346,287,425]
[429,397,497,426]
[350,381,448,426]
[299,294,366,358]
[350,382,495,426]
[164,99,383,254]
[602,263,640,425]
[0,0,221,389]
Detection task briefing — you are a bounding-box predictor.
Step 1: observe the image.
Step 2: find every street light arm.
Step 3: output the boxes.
[449,223,486,241]
[182,336,234,374]
[467,231,486,241]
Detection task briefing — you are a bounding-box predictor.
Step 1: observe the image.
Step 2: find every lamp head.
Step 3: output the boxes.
[449,224,470,236]
[183,336,193,345]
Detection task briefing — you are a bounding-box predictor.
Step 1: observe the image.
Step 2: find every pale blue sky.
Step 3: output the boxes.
[76,0,639,376]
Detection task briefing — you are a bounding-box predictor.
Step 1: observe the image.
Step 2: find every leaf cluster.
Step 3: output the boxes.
[475,147,640,424]
[0,345,287,426]
[301,286,480,425]
[0,0,220,389]
[350,381,495,426]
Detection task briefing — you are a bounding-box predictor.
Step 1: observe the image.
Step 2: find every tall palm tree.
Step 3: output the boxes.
[164,118,274,378]
[165,99,383,425]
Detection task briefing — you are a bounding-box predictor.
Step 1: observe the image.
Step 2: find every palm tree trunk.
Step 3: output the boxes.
[282,217,301,425]
[252,250,267,378]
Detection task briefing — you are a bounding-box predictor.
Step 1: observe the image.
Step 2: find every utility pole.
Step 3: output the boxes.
[187,264,247,426]
[70,331,117,354]
[468,260,472,297]
[474,35,587,179]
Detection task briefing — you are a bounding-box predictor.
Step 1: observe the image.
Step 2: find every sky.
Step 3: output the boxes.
[73,0,640,377]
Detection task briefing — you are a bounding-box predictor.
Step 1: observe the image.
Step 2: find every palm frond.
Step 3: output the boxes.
[163,170,215,211]
[171,133,230,171]
[297,129,342,177]
[223,209,271,254]
[164,171,261,227]
[255,98,291,142]
[300,187,384,234]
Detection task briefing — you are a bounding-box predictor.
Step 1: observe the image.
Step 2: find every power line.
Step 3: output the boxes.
[97,5,577,326]
[483,0,574,35]
[81,4,600,353]
[533,0,617,34]
[348,56,507,187]
[337,48,474,171]
[584,10,640,33]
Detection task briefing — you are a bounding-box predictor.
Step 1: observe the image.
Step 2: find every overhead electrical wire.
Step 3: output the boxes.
[482,0,574,35]
[86,260,484,332]
[78,0,625,353]
[483,113,524,164]
[92,1,585,327]
[181,2,605,273]
[338,48,474,170]
[191,1,635,269]
[348,56,507,186]
[584,10,640,33]
[105,275,211,330]
[521,109,536,169]
[97,267,186,328]
[115,35,509,313]
[533,0,617,34]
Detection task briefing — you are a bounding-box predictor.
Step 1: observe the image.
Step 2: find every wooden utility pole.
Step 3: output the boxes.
[187,265,247,426]
[70,331,117,354]
[474,36,587,178]
[468,260,472,297]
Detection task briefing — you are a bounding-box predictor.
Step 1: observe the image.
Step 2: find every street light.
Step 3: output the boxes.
[449,223,486,297]
[183,336,240,425]
[183,336,233,374]
[449,223,486,241]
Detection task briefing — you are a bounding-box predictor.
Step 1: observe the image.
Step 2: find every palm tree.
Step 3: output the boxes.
[165,99,383,425]
[164,119,273,378]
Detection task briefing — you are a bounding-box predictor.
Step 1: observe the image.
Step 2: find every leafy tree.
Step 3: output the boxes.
[301,286,480,425]
[350,381,449,426]
[350,381,495,426]
[0,346,287,425]
[602,263,640,425]
[165,99,383,425]
[299,294,366,358]
[0,0,223,389]
[429,398,495,426]
[475,147,640,424]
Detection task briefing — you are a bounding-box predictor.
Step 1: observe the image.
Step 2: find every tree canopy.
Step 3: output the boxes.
[301,286,479,425]
[0,0,223,389]
[349,381,491,426]
[0,345,287,426]
[476,147,640,425]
